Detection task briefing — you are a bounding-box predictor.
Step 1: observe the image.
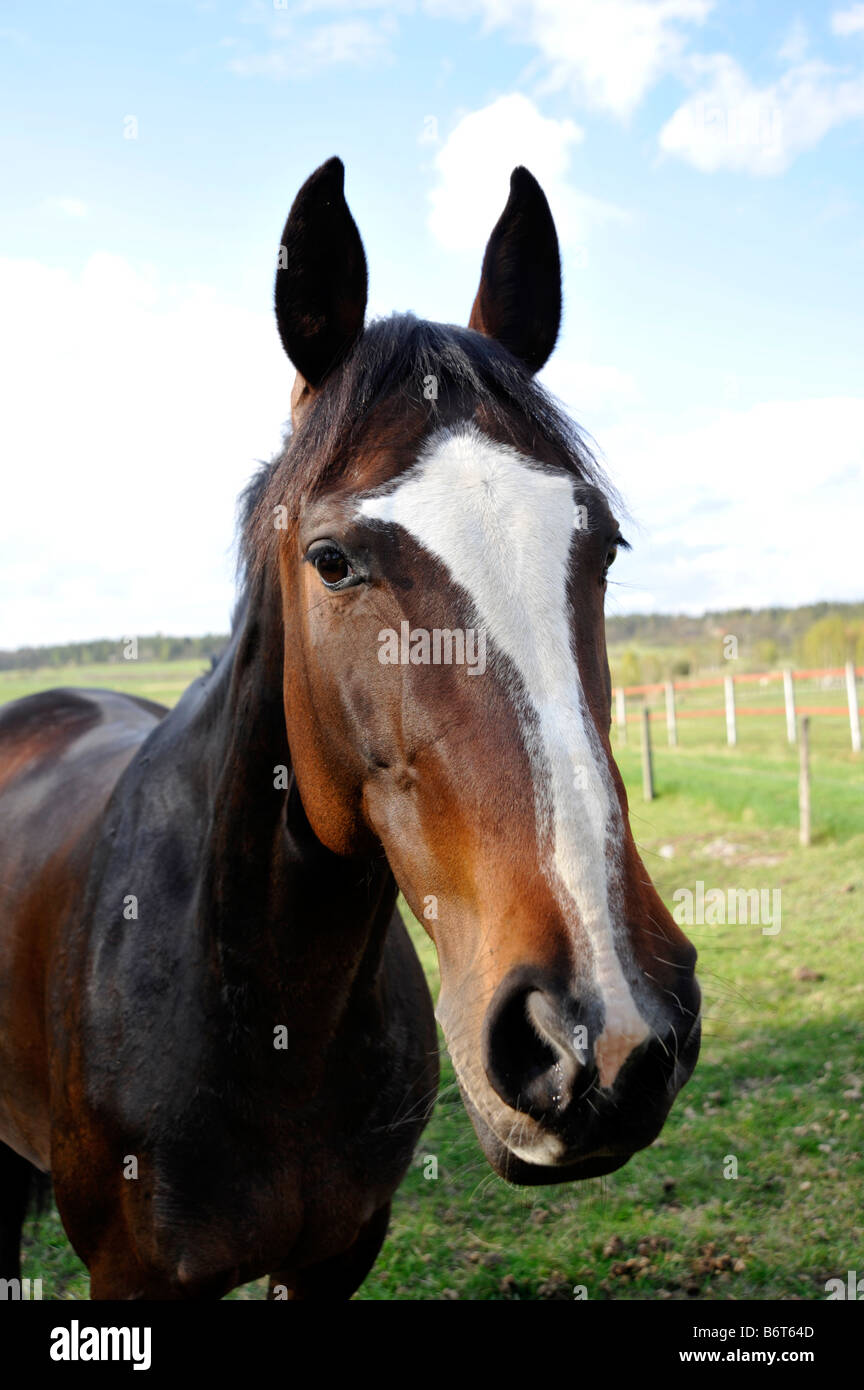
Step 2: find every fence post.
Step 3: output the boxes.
[641,705,654,802]
[724,675,737,747]
[846,661,861,753]
[798,715,811,847]
[616,686,627,746]
[665,680,677,747]
[783,668,796,745]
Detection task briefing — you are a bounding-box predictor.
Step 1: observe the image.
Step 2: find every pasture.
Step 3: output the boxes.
[8,660,863,1300]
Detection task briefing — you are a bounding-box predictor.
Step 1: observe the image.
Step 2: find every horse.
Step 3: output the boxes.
[0,157,701,1300]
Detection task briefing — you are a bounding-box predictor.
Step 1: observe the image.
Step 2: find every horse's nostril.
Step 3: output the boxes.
[483,979,591,1119]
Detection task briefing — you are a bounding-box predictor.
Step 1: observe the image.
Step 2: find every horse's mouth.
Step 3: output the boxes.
[456,1082,636,1185]
[451,1013,702,1187]
[502,1151,634,1186]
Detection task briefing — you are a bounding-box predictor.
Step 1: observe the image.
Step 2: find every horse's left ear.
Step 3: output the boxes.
[468,166,561,374]
[275,156,368,420]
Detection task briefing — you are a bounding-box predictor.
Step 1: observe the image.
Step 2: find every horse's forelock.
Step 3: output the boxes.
[239,313,614,599]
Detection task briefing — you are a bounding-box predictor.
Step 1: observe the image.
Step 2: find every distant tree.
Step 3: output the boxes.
[642,652,662,684]
[755,639,778,668]
[610,648,642,688]
[798,616,850,668]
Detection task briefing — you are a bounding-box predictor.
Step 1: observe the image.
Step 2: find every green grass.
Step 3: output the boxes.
[616,726,863,844]
[0,659,207,709]
[9,662,864,1300]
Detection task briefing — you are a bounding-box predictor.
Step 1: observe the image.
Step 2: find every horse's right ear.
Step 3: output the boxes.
[275,157,368,416]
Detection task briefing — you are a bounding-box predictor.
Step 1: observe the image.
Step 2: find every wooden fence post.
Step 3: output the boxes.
[665,680,677,747]
[724,675,737,747]
[846,661,861,753]
[641,705,654,802]
[798,715,811,847]
[783,668,796,745]
[616,686,627,746]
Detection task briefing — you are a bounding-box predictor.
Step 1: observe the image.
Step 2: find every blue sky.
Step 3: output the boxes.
[2,0,863,644]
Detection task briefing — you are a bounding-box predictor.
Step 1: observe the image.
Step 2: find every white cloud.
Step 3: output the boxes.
[294,1,413,11]
[421,1,864,173]
[240,18,397,75]
[232,0,712,114]
[229,0,402,77]
[832,4,864,37]
[427,93,625,251]
[45,197,89,219]
[540,355,637,418]
[230,16,394,74]
[658,53,864,174]
[424,0,712,119]
[778,18,808,64]
[0,255,291,647]
[600,398,864,612]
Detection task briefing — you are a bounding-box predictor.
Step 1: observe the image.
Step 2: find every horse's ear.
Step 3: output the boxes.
[468,166,561,374]
[275,157,368,410]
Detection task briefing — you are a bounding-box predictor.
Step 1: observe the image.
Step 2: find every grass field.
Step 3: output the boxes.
[7,661,864,1300]
[0,660,207,711]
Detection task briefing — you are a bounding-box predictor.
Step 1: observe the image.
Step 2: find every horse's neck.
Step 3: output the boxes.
[191,576,396,1037]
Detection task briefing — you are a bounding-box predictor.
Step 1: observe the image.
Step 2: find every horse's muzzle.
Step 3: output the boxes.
[474,966,702,1183]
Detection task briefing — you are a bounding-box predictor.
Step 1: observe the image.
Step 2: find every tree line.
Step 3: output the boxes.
[607,603,864,687]
[0,634,228,672]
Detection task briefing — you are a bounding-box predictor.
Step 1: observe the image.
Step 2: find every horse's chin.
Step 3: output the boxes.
[495,1147,633,1187]
[457,1081,634,1187]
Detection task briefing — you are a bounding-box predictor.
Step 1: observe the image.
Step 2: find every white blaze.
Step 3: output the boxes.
[358,424,650,1089]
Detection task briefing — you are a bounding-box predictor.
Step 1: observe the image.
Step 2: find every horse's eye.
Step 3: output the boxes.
[314,546,353,587]
[602,533,629,585]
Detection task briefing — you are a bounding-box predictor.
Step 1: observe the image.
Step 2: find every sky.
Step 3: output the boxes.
[1,0,863,645]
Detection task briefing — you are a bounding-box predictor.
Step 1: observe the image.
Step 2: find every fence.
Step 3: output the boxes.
[613,662,862,753]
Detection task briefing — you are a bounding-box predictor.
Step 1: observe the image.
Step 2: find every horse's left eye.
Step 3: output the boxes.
[602,533,629,584]
[314,546,353,587]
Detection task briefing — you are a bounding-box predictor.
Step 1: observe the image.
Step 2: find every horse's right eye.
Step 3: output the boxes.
[313,546,353,588]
